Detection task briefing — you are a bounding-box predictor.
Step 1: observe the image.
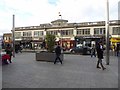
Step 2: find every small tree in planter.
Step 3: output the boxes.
[36,34,63,62]
[45,34,56,52]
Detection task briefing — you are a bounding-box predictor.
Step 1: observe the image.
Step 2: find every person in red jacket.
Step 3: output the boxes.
[2,54,10,64]
[5,44,13,63]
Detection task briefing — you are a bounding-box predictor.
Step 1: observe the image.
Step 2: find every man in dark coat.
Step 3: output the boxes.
[54,44,62,64]
[96,41,106,70]
[115,43,120,56]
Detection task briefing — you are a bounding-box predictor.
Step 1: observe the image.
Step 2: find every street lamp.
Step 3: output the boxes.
[105,0,110,65]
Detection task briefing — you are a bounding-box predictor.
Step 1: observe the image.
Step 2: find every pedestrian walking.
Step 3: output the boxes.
[115,43,120,56]
[91,44,96,57]
[54,44,62,64]
[5,44,13,63]
[113,44,116,51]
[96,41,106,70]
[19,44,22,53]
[15,44,19,53]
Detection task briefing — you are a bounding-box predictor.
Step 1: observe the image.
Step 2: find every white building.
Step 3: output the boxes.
[14,19,120,50]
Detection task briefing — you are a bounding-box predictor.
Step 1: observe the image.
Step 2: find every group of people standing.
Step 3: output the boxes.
[2,44,23,65]
[15,44,22,53]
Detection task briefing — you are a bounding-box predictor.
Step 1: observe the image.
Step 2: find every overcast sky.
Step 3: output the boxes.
[0,0,119,35]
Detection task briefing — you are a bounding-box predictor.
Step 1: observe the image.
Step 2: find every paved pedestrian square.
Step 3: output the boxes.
[2,52,118,88]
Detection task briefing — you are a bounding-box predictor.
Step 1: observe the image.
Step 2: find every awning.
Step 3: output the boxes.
[110,38,120,43]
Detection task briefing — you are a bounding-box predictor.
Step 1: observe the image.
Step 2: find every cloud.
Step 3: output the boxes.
[0,0,119,35]
[56,0,119,22]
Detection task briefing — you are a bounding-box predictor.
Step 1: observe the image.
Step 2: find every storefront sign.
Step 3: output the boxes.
[22,37,32,40]
[83,36,100,38]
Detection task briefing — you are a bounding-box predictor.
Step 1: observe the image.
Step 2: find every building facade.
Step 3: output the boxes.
[13,19,120,50]
[3,33,12,48]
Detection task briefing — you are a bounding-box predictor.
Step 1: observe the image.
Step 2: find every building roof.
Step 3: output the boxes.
[3,33,12,36]
[51,19,68,24]
[14,20,120,31]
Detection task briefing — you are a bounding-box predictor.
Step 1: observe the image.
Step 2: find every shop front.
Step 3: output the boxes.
[59,38,75,50]
[75,36,102,47]
[20,37,32,49]
[31,41,43,49]
[110,38,120,48]
[31,37,44,49]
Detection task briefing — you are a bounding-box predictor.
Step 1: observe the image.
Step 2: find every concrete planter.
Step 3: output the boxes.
[36,52,64,62]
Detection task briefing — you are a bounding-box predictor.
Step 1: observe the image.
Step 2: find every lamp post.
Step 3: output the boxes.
[12,14,15,57]
[60,24,62,47]
[105,0,110,65]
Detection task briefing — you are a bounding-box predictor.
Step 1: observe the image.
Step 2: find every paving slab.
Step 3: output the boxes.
[2,52,118,88]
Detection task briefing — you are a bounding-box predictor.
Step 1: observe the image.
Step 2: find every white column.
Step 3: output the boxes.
[31,31,34,38]
[31,31,34,49]
[43,29,46,40]
[44,30,46,36]
[57,31,61,42]
[90,28,94,36]
[73,27,77,36]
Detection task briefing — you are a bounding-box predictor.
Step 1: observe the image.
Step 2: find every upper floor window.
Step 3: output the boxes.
[77,29,82,35]
[61,29,73,36]
[4,37,7,40]
[9,37,11,40]
[4,36,11,40]
[15,32,21,37]
[23,31,32,37]
[94,28,105,35]
[47,30,59,35]
[77,29,90,35]
[112,27,120,35]
[34,31,43,37]
[47,31,58,35]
